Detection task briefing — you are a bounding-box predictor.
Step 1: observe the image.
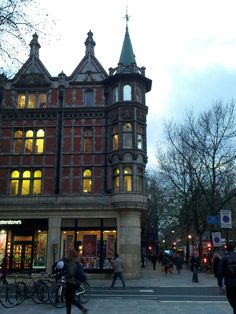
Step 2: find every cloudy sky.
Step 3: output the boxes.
[28,0,236,165]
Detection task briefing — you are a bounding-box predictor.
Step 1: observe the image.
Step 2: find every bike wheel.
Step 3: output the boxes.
[49,283,66,308]
[76,281,90,304]
[31,280,49,304]
[15,281,26,304]
[0,284,19,308]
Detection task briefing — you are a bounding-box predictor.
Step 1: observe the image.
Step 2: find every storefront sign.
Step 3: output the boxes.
[0,220,22,225]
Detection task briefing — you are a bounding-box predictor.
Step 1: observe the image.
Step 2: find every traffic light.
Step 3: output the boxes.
[147,245,152,252]
[207,242,212,251]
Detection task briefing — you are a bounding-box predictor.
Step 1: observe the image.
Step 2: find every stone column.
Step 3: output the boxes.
[46,216,61,271]
[119,209,141,279]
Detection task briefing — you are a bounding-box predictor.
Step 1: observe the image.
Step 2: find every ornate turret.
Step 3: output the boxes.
[29,33,41,58]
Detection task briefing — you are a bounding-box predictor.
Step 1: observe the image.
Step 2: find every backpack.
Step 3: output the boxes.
[226,254,236,277]
[74,262,87,283]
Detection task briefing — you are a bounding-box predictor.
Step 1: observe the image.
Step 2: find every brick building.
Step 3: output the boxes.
[0,24,151,278]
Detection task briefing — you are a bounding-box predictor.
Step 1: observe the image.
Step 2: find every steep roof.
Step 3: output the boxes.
[119,25,136,66]
[69,31,108,83]
[12,33,51,87]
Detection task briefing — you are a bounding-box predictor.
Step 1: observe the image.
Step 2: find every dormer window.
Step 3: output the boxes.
[123,84,132,101]
[17,92,47,109]
[84,89,94,106]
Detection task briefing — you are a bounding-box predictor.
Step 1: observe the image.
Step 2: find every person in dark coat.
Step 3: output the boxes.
[151,253,157,270]
[212,252,221,278]
[190,252,200,283]
[0,254,8,281]
[174,252,184,274]
[218,243,236,314]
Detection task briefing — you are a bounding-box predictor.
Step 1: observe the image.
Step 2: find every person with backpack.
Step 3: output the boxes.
[218,243,236,314]
[65,249,88,314]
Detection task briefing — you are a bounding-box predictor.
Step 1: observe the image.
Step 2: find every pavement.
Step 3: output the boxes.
[88,262,219,288]
[0,263,232,314]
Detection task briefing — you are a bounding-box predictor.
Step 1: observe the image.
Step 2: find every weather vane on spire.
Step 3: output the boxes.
[124,4,130,27]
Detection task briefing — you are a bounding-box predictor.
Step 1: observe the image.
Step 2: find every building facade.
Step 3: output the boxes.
[0,25,151,278]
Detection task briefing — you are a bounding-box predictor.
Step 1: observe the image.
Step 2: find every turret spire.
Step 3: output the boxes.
[85,30,96,56]
[29,33,41,58]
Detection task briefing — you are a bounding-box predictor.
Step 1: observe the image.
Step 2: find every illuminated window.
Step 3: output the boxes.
[137,125,144,150]
[84,89,94,107]
[13,130,23,153]
[17,94,26,108]
[83,127,93,152]
[136,168,143,192]
[35,129,44,153]
[124,166,132,192]
[24,130,33,153]
[28,94,36,108]
[123,84,132,101]
[21,170,31,195]
[112,126,119,150]
[10,170,20,195]
[13,129,44,154]
[113,168,120,192]
[83,169,92,193]
[123,123,132,149]
[10,170,42,196]
[17,92,47,109]
[39,93,47,108]
[113,87,118,103]
[33,170,42,195]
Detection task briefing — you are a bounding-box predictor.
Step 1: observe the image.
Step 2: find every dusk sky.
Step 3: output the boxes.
[24,0,236,165]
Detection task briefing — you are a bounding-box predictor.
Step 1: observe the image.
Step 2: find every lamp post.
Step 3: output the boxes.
[186,234,192,263]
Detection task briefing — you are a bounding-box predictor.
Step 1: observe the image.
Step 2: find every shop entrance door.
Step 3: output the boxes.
[12,242,32,270]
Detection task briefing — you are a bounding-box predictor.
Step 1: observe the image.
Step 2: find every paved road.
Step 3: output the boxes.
[0,264,233,313]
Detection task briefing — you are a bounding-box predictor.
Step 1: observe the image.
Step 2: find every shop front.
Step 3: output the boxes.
[60,218,117,272]
[0,219,48,272]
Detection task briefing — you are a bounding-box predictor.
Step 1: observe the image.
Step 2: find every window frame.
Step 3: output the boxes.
[10,169,42,196]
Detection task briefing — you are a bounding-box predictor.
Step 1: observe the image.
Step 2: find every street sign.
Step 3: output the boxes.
[211,232,222,247]
[220,209,232,229]
[207,215,218,225]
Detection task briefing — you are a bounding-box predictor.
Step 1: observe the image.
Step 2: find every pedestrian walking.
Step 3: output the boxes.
[212,252,221,278]
[151,253,157,270]
[190,251,200,283]
[173,252,184,274]
[65,248,88,314]
[110,253,125,288]
[162,253,170,275]
[218,243,236,314]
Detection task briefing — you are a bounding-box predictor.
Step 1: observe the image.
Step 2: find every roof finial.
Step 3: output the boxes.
[124,5,130,29]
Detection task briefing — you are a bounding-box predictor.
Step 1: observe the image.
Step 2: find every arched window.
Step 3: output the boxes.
[112,87,118,103]
[123,123,132,149]
[13,130,23,153]
[112,126,119,150]
[123,84,132,101]
[124,166,132,192]
[84,89,94,107]
[136,86,142,103]
[28,94,36,108]
[10,170,20,195]
[33,170,42,194]
[136,168,143,192]
[17,94,26,109]
[21,170,31,195]
[83,169,92,193]
[24,130,34,153]
[39,93,47,108]
[36,129,44,153]
[113,168,120,192]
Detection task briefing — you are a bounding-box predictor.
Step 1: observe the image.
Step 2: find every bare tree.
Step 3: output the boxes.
[156,101,236,255]
[0,0,52,75]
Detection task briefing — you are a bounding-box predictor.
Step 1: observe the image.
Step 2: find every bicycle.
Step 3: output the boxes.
[0,278,20,308]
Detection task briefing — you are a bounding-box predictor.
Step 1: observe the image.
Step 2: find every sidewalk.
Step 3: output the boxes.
[88,263,218,288]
